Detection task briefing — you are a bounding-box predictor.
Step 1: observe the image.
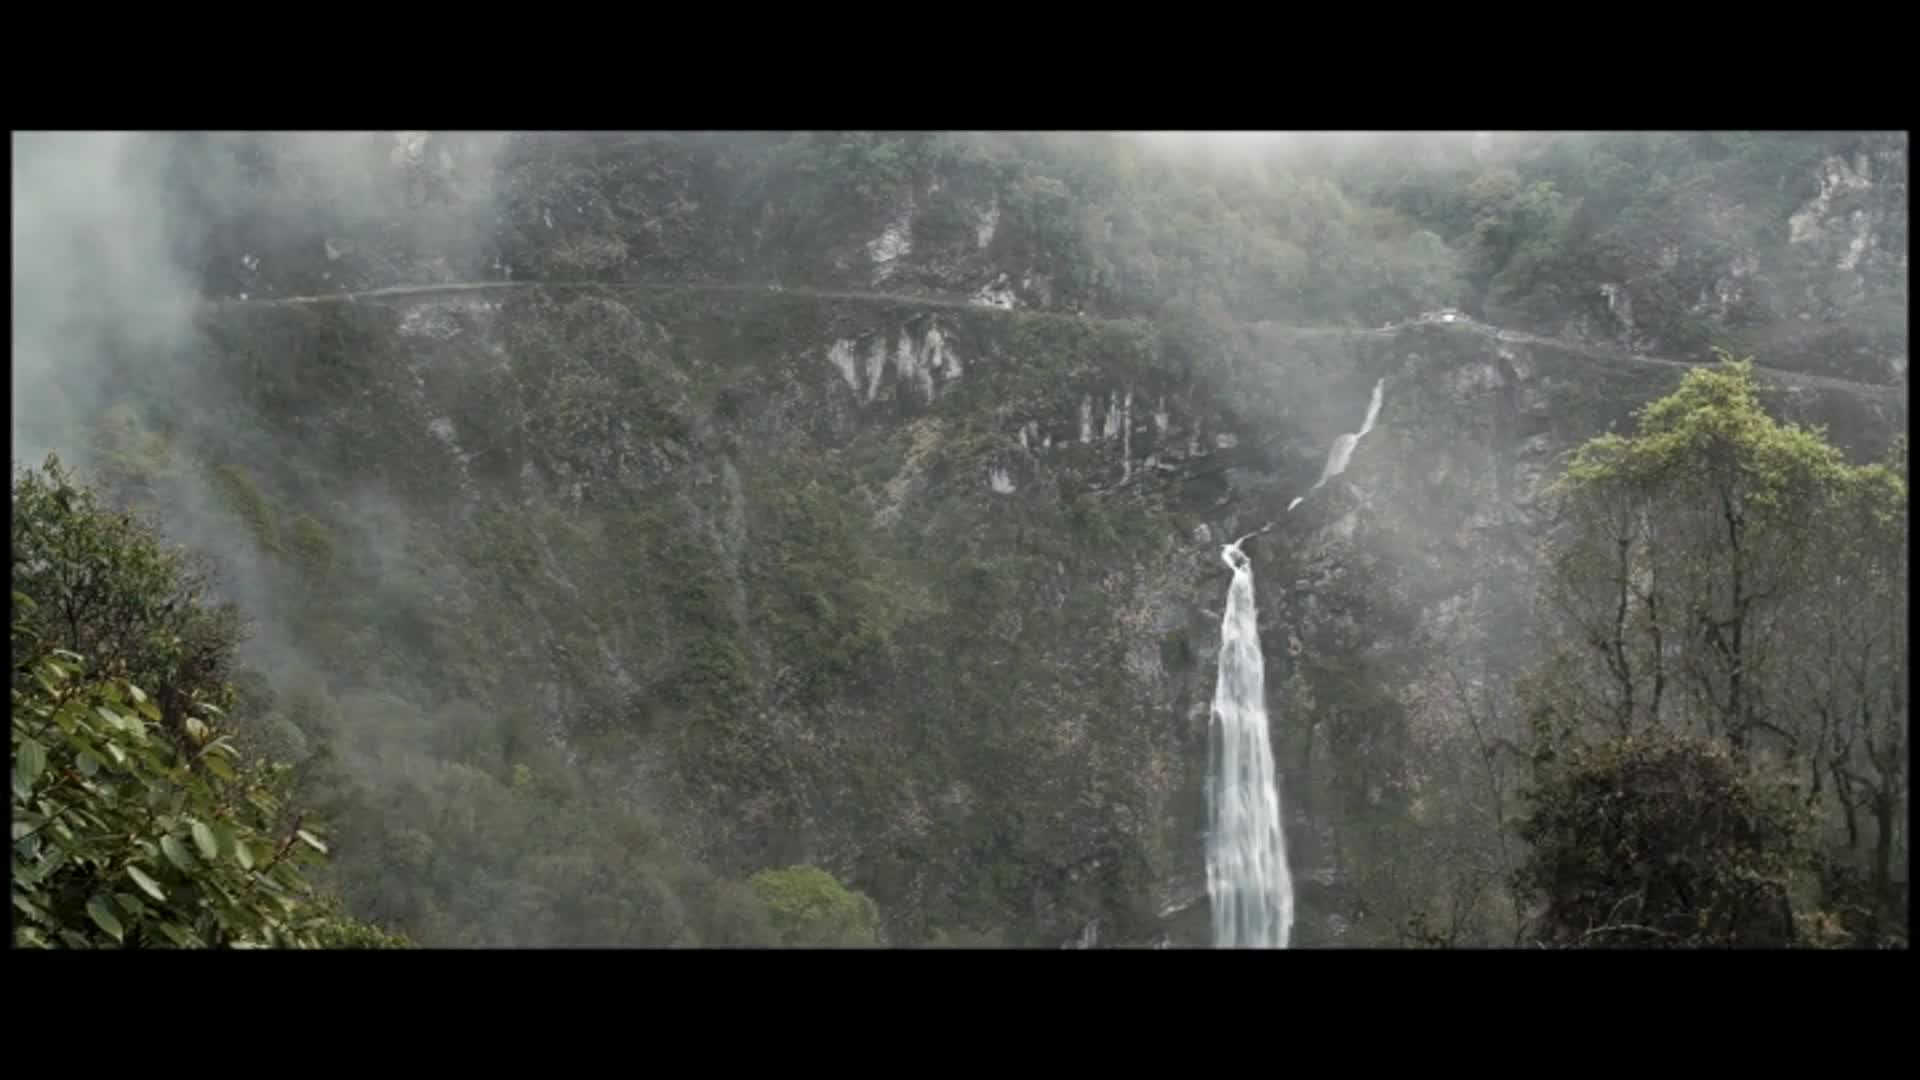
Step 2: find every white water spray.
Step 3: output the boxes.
[1288,377,1385,512]
[1206,538,1294,948]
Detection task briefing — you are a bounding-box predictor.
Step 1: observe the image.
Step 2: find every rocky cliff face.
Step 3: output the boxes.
[43,132,1907,946]
[175,286,1227,943]
[1549,134,1908,387]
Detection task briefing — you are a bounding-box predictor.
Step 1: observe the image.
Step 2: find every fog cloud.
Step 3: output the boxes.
[11,133,203,465]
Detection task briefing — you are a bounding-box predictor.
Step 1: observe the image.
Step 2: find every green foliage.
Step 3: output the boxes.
[11,457,406,948]
[11,612,403,948]
[1515,730,1806,948]
[1067,492,1122,549]
[749,468,901,702]
[1522,355,1908,946]
[12,455,244,720]
[38,133,1892,952]
[316,760,784,946]
[32,351,822,948]
[84,403,184,511]
[913,186,984,256]
[674,634,754,721]
[1155,294,1239,384]
[482,132,1891,378]
[747,865,882,946]
[210,464,281,555]
[703,131,1486,324]
[1023,145,1472,323]
[1329,131,1896,373]
[792,133,920,213]
[1537,355,1858,741]
[285,514,336,584]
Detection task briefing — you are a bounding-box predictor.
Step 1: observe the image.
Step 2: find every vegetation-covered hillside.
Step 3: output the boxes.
[11,131,1908,948]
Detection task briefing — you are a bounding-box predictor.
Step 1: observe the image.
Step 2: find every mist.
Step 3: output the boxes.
[12,134,198,464]
[11,132,290,676]
[11,131,547,932]
[12,132,475,615]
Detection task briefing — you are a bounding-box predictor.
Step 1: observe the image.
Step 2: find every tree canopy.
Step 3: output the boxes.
[1516,357,1907,946]
[11,455,408,948]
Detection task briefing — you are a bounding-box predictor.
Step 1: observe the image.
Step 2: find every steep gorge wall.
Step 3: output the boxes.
[32,131,1908,946]
[1555,134,1908,386]
[110,281,1899,946]
[136,287,1223,942]
[182,131,1910,389]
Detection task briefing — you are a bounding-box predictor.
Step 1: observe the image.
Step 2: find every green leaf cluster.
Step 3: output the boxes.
[746,865,882,947]
[12,598,403,949]
[11,456,406,948]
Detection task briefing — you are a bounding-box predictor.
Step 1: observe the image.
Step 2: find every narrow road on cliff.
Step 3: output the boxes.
[201,279,1907,402]
[206,279,1040,317]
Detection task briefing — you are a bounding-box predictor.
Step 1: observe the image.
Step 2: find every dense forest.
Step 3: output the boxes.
[11,130,1908,948]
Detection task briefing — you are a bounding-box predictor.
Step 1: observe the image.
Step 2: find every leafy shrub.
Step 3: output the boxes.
[1515,730,1806,948]
[746,865,882,946]
[12,597,405,949]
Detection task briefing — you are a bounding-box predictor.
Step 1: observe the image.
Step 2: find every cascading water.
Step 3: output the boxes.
[1288,377,1385,512]
[1206,539,1294,948]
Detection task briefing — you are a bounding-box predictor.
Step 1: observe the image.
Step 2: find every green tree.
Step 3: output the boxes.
[11,457,406,948]
[12,454,244,734]
[1532,356,1861,748]
[1518,356,1908,945]
[747,865,882,946]
[11,627,404,948]
[1794,437,1907,943]
[1515,730,1807,948]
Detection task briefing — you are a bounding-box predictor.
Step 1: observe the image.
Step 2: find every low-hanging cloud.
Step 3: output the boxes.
[10,129,517,741]
[11,132,205,465]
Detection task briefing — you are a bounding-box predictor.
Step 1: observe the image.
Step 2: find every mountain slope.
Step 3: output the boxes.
[12,131,1907,946]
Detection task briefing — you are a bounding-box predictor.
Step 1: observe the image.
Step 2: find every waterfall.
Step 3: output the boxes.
[1206,539,1294,948]
[1288,377,1386,513]
[1356,376,1384,439]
